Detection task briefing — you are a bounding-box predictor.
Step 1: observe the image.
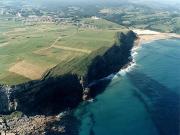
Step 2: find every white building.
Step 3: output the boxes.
[16,12,22,18]
[91,16,100,20]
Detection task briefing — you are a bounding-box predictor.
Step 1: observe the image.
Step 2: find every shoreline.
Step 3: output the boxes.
[0,30,179,134]
[133,29,180,45]
[116,38,139,77]
[0,31,137,134]
[114,29,180,77]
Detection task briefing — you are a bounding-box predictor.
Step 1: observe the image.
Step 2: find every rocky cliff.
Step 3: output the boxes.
[0,30,137,115]
[0,85,10,114]
[0,85,17,114]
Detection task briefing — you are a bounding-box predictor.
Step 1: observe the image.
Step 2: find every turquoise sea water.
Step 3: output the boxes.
[74,39,180,135]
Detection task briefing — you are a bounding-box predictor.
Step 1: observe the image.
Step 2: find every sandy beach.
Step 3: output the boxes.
[133,29,180,45]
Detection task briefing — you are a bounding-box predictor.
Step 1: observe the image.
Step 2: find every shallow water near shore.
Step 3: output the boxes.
[74,38,180,135]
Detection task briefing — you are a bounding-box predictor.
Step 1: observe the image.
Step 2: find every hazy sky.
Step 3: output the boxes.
[1,0,180,7]
[1,0,180,3]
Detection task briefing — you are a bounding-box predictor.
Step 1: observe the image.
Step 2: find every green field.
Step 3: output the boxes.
[81,18,125,29]
[102,7,180,34]
[0,16,125,85]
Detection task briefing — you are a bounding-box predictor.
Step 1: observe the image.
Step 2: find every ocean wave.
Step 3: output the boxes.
[132,51,138,58]
[116,61,136,77]
[88,45,141,87]
[114,45,140,77]
[104,45,140,80]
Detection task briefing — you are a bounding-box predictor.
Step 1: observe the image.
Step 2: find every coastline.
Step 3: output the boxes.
[115,29,180,77]
[0,31,137,135]
[76,34,180,135]
[0,29,179,135]
[133,29,180,45]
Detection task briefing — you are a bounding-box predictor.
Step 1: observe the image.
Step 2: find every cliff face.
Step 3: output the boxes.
[44,30,137,84]
[0,85,10,113]
[0,30,137,115]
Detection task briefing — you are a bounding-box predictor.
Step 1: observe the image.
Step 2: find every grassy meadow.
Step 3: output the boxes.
[0,16,125,85]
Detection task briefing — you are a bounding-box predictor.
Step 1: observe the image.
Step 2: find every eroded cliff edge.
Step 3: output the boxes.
[0,30,137,115]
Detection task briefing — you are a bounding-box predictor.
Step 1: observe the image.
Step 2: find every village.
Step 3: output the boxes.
[0,5,100,29]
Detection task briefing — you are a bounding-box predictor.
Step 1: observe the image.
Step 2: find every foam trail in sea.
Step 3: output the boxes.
[114,45,141,78]
[88,45,141,87]
[101,45,140,80]
[116,62,136,77]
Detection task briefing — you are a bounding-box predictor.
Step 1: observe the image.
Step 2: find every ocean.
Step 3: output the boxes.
[74,38,180,135]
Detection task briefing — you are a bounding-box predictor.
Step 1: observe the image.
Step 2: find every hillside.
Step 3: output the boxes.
[0,30,137,115]
[0,1,179,134]
[44,30,136,83]
[0,16,126,85]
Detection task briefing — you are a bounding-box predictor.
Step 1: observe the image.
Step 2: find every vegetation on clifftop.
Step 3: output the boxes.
[10,30,137,114]
[0,17,125,85]
[44,30,137,82]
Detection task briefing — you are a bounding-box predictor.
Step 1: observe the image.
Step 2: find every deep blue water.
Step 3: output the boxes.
[74,39,180,135]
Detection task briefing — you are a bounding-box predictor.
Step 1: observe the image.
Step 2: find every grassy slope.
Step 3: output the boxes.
[56,29,115,50]
[0,22,61,84]
[55,18,127,50]
[0,16,126,85]
[10,30,137,114]
[81,18,126,29]
[44,30,131,80]
[44,46,110,78]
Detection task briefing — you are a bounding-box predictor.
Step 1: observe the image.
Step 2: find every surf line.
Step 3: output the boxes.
[87,43,141,89]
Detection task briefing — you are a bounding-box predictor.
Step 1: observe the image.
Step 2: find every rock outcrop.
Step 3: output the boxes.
[0,114,65,135]
[0,85,17,114]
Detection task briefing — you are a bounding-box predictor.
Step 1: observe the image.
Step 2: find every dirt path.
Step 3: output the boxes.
[0,42,8,47]
[51,36,62,47]
[35,32,92,54]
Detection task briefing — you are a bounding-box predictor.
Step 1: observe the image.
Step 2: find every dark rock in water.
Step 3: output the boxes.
[46,112,80,135]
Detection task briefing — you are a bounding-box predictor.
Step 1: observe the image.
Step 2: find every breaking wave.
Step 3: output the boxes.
[114,45,141,78]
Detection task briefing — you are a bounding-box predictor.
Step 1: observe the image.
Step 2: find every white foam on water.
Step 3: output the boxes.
[104,74,115,80]
[87,98,94,103]
[132,51,138,58]
[87,45,141,87]
[114,45,141,78]
[117,62,136,77]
